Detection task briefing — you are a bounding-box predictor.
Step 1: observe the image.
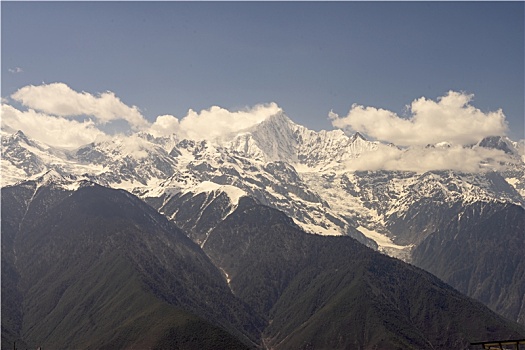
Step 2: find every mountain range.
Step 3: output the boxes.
[2,111,525,348]
[2,176,524,349]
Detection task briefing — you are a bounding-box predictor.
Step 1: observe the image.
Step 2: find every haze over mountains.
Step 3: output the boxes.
[2,86,525,348]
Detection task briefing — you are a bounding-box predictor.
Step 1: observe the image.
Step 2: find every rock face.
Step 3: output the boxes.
[2,179,524,349]
[412,202,525,326]
[200,198,524,350]
[1,179,263,349]
[2,111,525,326]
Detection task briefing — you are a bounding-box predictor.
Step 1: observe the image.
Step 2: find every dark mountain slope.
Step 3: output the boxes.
[1,182,37,350]
[412,202,525,326]
[3,180,524,349]
[203,198,525,350]
[1,181,261,349]
[149,189,239,245]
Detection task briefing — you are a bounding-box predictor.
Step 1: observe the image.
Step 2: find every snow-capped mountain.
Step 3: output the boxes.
[226,112,381,169]
[2,112,524,259]
[3,111,525,326]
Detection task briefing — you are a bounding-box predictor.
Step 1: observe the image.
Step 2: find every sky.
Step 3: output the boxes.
[2,1,524,146]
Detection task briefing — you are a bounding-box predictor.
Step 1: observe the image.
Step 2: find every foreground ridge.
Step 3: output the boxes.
[2,181,524,349]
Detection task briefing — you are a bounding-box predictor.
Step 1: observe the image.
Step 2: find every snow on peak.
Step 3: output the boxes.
[350,132,367,142]
[27,170,96,192]
[247,111,299,162]
[14,129,29,141]
[29,169,66,187]
[4,129,50,151]
[435,141,452,148]
[221,111,380,170]
[477,135,518,155]
[191,181,247,205]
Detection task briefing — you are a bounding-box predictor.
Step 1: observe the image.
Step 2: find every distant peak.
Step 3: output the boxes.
[35,169,66,183]
[188,181,247,207]
[262,111,294,126]
[478,135,515,155]
[350,132,367,142]
[30,170,97,191]
[13,130,30,142]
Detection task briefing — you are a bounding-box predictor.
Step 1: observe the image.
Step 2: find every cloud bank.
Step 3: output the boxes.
[345,144,515,173]
[330,91,508,146]
[3,83,281,148]
[11,83,149,130]
[1,104,107,149]
[2,83,517,173]
[148,103,282,140]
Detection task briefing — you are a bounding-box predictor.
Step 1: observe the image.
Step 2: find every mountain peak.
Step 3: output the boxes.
[350,132,367,142]
[478,135,517,155]
[33,169,65,184]
[14,130,28,139]
[191,181,247,205]
[252,111,296,133]
[29,170,97,192]
[7,130,32,146]
[240,111,299,162]
[272,110,294,122]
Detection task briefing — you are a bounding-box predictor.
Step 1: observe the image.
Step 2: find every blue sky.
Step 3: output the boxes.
[2,1,524,140]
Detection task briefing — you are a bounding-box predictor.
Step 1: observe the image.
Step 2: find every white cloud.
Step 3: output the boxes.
[3,82,282,148]
[345,143,515,173]
[8,67,23,74]
[10,83,282,141]
[1,104,108,149]
[1,84,517,173]
[148,114,181,137]
[331,91,508,146]
[11,83,149,131]
[109,134,154,159]
[148,103,282,140]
